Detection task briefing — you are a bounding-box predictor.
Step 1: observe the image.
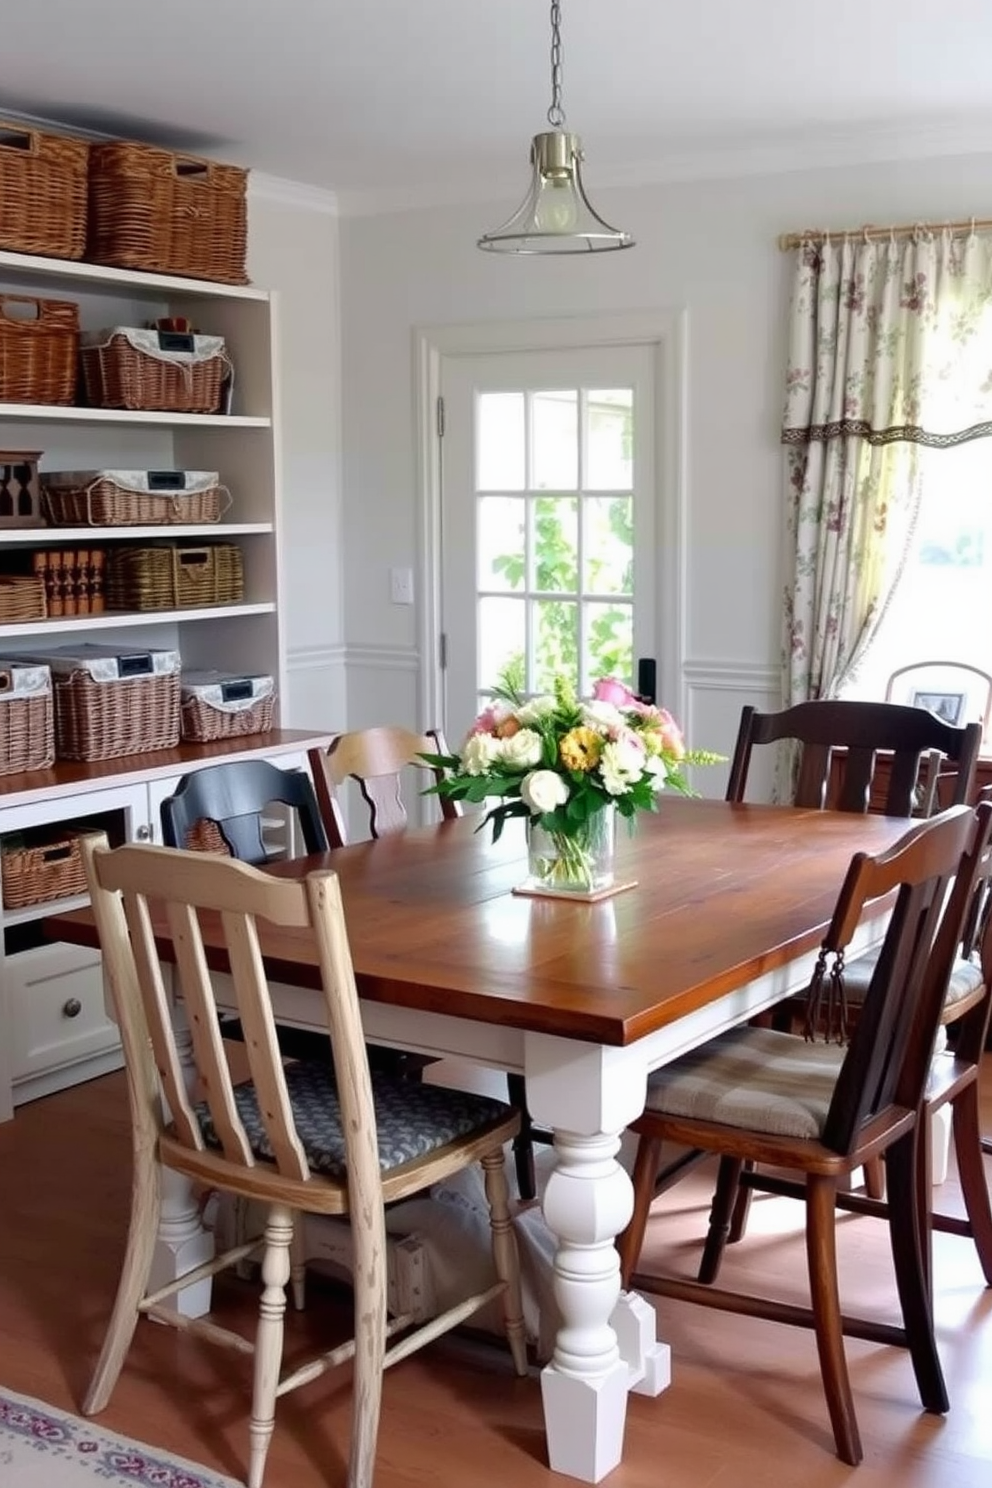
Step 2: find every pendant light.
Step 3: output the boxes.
[478,0,634,255]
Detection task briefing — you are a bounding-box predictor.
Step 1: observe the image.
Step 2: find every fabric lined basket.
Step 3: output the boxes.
[43,469,231,527]
[0,662,54,775]
[87,141,249,284]
[180,671,276,742]
[0,120,89,260]
[0,295,79,405]
[79,327,231,413]
[24,644,181,761]
[106,542,244,612]
[2,826,87,908]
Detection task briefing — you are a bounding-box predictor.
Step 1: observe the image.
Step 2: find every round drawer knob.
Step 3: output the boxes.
[62,997,82,1019]
[135,824,153,842]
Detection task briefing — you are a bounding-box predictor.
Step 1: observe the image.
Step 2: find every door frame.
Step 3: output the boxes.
[413,310,688,735]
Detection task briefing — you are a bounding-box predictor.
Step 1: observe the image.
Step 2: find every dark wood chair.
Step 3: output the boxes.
[616,803,982,1466]
[160,757,328,864]
[308,726,554,1202]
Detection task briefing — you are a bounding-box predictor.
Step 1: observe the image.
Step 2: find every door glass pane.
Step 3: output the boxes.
[531,390,578,490]
[534,599,578,691]
[532,496,578,592]
[479,596,526,694]
[478,497,525,590]
[477,393,525,490]
[582,602,634,689]
[585,389,633,491]
[583,496,633,594]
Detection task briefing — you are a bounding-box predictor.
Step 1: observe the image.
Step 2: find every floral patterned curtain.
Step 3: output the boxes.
[781,229,992,704]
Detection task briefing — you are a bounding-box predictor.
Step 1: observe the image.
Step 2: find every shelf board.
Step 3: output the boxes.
[0,403,270,428]
[0,523,273,543]
[2,890,91,928]
[0,249,269,303]
[0,602,275,638]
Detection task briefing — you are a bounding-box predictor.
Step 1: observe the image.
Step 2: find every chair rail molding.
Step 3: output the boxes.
[684,660,781,693]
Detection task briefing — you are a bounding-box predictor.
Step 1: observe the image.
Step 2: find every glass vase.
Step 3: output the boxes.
[524,804,617,897]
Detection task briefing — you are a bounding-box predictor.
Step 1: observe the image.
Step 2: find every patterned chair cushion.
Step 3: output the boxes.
[644,1026,846,1140]
[195,1061,513,1178]
[841,949,984,1011]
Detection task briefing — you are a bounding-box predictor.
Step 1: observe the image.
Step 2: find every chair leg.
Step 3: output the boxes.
[885,1132,949,1416]
[863,1155,886,1200]
[481,1150,529,1375]
[616,1135,663,1290]
[347,1185,388,1488]
[805,1174,862,1466]
[289,1211,307,1311]
[506,1073,537,1202]
[84,1146,163,1415]
[950,1084,992,1285]
[727,1159,755,1244]
[248,1205,293,1488]
[698,1157,744,1284]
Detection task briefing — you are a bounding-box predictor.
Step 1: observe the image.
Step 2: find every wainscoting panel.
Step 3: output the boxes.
[683,661,781,802]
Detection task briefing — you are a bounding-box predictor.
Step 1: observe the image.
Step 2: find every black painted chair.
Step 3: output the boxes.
[160,757,328,865]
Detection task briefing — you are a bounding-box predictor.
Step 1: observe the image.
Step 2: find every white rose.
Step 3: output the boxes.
[494,727,543,770]
[520,768,570,814]
[581,699,623,733]
[516,695,556,725]
[461,732,497,776]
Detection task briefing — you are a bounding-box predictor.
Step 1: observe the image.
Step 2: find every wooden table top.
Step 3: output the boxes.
[46,795,915,1048]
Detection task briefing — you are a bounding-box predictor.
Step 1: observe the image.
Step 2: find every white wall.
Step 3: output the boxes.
[247,184,346,733]
[337,149,992,782]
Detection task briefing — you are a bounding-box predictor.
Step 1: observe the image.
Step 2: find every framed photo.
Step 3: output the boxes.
[911,689,966,725]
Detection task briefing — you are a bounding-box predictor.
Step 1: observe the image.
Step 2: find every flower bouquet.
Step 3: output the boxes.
[423,675,723,897]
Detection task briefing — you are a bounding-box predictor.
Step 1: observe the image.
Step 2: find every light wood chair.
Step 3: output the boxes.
[79,833,527,1488]
[616,804,982,1465]
[309,726,555,1201]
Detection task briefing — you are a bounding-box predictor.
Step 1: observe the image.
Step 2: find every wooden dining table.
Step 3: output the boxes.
[46,793,915,1485]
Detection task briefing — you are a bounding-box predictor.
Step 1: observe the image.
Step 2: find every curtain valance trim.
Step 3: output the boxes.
[782,419,992,450]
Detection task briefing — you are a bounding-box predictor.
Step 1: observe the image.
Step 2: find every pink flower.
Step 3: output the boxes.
[468,703,511,737]
[655,709,685,760]
[592,676,637,708]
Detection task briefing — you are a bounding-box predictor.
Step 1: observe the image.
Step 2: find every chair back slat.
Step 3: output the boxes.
[821,803,989,1154]
[310,725,461,848]
[165,897,254,1166]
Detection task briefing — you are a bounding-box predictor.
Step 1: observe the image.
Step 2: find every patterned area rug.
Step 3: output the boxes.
[0,1387,241,1487]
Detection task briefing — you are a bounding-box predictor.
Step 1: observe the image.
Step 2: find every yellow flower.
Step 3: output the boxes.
[559,727,602,772]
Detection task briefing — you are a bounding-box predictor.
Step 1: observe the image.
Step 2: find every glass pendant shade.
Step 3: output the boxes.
[478,131,633,255]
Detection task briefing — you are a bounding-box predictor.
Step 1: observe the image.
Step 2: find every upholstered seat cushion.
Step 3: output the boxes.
[644,1026,846,1140]
[196,1061,513,1178]
[841,950,984,1011]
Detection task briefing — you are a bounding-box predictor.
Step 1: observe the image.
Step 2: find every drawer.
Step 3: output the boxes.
[8,941,118,1084]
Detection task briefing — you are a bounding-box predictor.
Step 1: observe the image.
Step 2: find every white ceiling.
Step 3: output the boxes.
[5,0,992,212]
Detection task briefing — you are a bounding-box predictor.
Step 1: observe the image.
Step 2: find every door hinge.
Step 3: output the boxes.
[436,394,445,439]
[439,632,448,669]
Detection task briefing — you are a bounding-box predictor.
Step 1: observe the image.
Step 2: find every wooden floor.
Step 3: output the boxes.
[1,1066,991,1488]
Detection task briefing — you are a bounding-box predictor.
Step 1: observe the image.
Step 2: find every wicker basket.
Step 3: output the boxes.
[2,826,87,908]
[0,294,79,405]
[0,120,89,260]
[80,327,229,413]
[43,469,231,527]
[0,662,55,775]
[180,671,275,742]
[26,645,181,761]
[0,574,47,622]
[87,141,249,284]
[106,542,244,612]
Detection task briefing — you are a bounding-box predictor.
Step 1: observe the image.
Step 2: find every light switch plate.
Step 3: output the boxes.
[390,566,414,605]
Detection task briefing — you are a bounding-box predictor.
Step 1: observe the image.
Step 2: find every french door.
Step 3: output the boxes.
[439,343,658,741]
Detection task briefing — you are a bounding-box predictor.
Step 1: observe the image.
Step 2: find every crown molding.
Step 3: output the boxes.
[248,172,338,216]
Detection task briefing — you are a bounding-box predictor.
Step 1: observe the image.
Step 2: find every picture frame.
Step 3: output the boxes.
[911,689,966,726]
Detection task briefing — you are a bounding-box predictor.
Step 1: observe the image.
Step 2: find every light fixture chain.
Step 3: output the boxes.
[547,0,566,129]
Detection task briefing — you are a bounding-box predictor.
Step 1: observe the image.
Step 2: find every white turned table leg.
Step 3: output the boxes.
[151,998,214,1318]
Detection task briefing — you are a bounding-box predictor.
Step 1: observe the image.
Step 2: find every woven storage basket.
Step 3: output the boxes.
[0,574,47,623]
[43,469,231,527]
[26,645,181,761]
[0,120,89,260]
[0,662,54,775]
[180,671,275,742]
[80,327,229,413]
[106,542,244,612]
[0,295,79,405]
[2,827,87,908]
[87,141,249,284]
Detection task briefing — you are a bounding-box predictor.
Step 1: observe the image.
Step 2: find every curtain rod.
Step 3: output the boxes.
[778,216,992,251]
